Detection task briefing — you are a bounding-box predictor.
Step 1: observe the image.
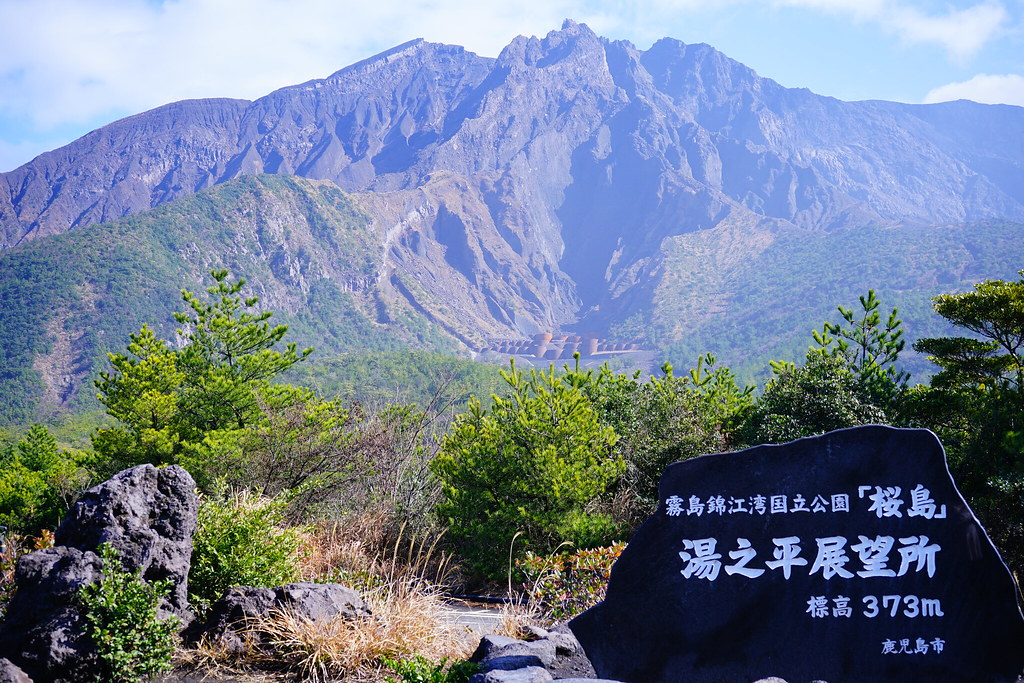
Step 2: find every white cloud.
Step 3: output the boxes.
[0,0,593,132]
[773,0,889,21]
[923,73,1024,106]
[887,3,1006,60]
[773,0,1007,59]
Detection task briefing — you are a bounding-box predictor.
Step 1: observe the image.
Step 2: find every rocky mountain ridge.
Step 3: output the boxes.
[1,20,1023,420]
[3,21,1023,339]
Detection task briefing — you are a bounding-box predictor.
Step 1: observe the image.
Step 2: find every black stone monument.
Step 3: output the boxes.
[570,426,1024,682]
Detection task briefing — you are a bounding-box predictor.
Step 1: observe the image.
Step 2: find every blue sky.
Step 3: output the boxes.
[1,0,1022,172]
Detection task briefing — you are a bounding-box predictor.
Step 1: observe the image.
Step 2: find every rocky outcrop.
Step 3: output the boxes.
[0,548,102,682]
[0,659,31,683]
[0,465,198,682]
[467,629,817,682]
[55,464,199,619]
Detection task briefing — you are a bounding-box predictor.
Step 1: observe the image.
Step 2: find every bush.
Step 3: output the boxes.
[188,489,306,612]
[735,354,887,446]
[0,424,92,535]
[385,654,479,683]
[79,543,179,683]
[573,360,733,529]
[517,543,625,621]
[188,395,447,526]
[432,362,623,578]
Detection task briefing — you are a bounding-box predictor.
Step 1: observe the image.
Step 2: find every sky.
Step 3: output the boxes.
[1,0,1022,173]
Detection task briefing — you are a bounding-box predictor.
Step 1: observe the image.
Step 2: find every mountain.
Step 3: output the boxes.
[1,20,1023,420]
[0,174,470,421]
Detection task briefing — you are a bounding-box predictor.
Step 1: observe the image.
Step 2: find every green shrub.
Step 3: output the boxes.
[0,424,92,534]
[572,359,735,529]
[735,353,887,446]
[188,489,306,612]
[432,362,623,578]
[384,654,479,683]
[79,543,179,683]
[517,542,625,621]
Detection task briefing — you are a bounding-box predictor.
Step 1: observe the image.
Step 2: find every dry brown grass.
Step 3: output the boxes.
[493,594,549,640]
[253,581,475,683]
[298,513,456,591]
[180,512,476,682]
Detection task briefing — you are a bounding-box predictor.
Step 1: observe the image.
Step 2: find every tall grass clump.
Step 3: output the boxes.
[256,579,474,682]
[187,512,476,681]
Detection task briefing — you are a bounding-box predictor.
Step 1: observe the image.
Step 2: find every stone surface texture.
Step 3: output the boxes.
[0,464,198,683]
[188,582,371,654]
[571,426,1024,683]
[55,464,199,617]
[470,627,610,682]
[0,659,32,683]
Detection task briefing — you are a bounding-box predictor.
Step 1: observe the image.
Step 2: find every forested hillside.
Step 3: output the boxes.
[3,172,1022,420]
[0,175,458,422]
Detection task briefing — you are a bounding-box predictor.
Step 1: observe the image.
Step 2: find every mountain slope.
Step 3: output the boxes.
[0,174,460,421]
[3,23,1022,332]
[1,21,1023,418]
[648,216,1024,380]
[4,171,1022,422]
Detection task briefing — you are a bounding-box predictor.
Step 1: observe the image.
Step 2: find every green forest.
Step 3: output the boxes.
[1,269,1022,680]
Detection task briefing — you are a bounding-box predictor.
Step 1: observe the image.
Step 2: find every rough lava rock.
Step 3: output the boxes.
[0,659,31,683]
[0,547,102,682]
[55,463,199,618]
[469,627,613,683]
[0,464,198,682]
[188,582,371,654]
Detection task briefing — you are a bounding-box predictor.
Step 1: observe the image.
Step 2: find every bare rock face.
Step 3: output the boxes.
[0,547,102,682]
[2,20,1023,331]
[0,658,32,683]
[0,464,198,682]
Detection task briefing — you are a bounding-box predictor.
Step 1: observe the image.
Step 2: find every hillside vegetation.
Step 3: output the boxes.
[3,21,1024,422]
[3,172,1022,422]
[653,217,1024,381]
[2,269,1021,679]
[0,175,458,423]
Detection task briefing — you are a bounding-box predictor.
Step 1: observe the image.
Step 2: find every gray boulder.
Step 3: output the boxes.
[468,667,553,683]
[56,464,198,618]
[190,582,371,654]
[0,547,102,682]
[469,628,609,682]
[472,634,556,669]
[0,464,198,682]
